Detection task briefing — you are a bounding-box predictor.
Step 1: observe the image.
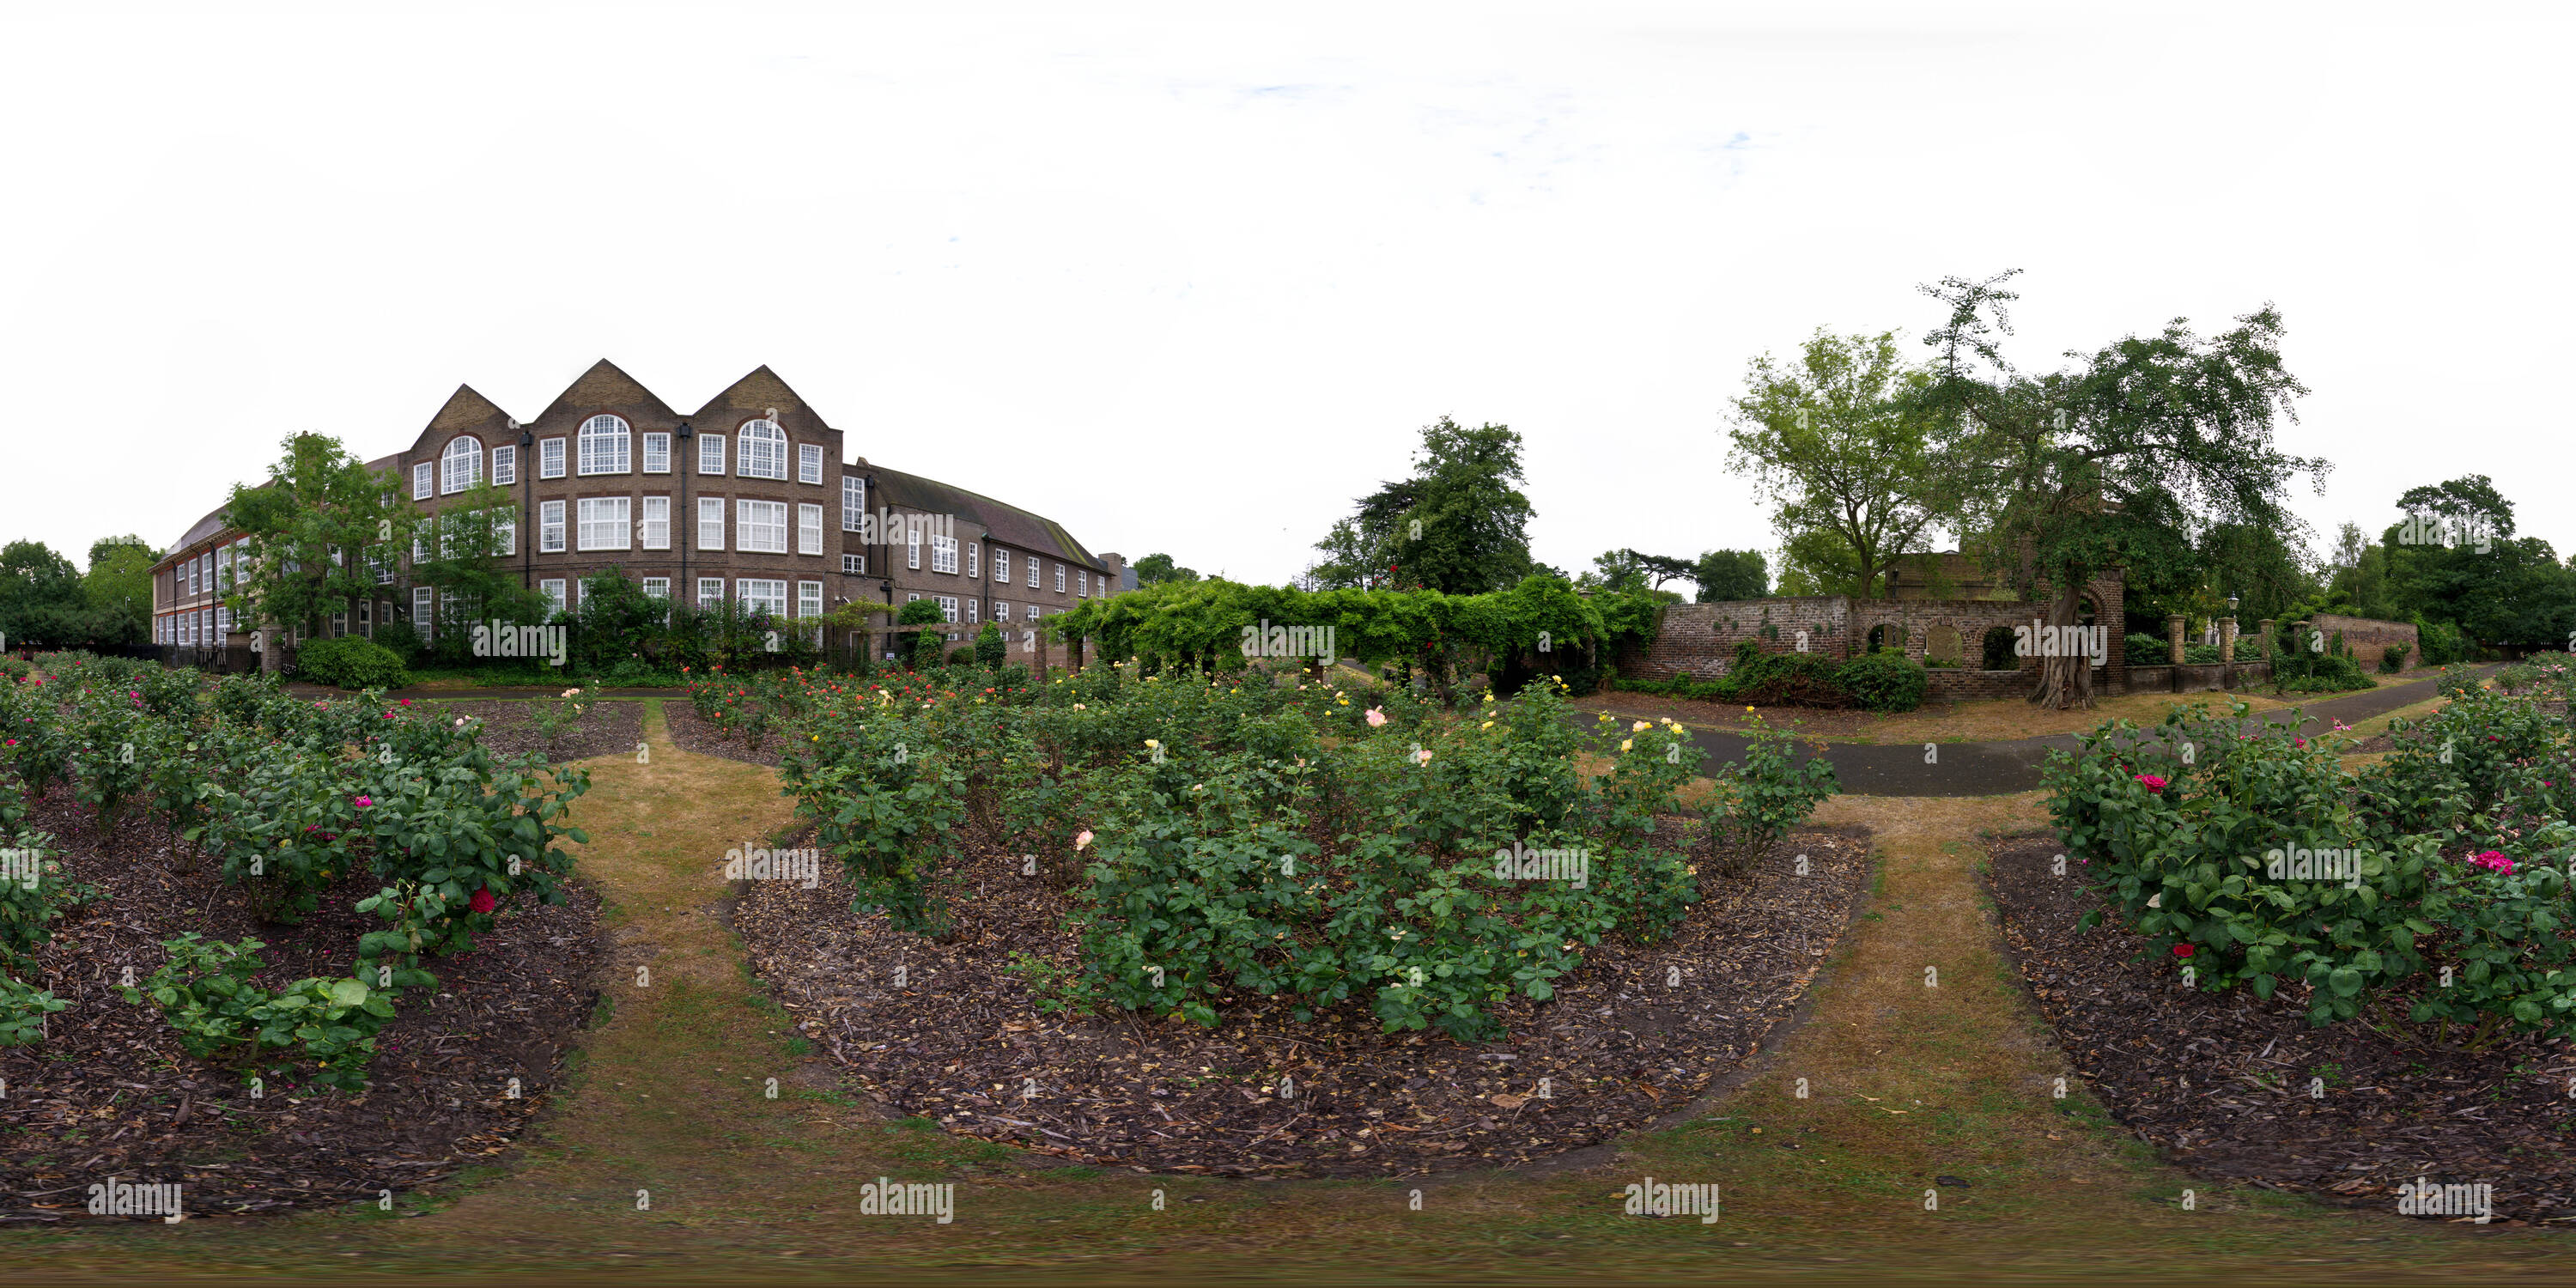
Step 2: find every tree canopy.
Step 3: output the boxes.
[1309,416,1535,594]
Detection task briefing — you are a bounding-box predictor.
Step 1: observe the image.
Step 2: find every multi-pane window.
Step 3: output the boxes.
[642,433,670,474]
[578,497,632,551]
[1055,563,1066,592]
[994,601,1011,622]
[930,533,957,574]
[967,544,979,578]
[216,605,232,635]
[541,437,567,479]
[443,437,483,494]
[737,420,787,480]
[579,414,631,475]
[414,586,434,641]
[937,596,960,623]
[493,509,516,557]
[699,434,726,476]
[798,503,823,556]
[797,580,823,619]
[966,598,978,624]
[540,579,568,614]
[215,546,231,589]
[640,496,670,550]
[737,578,788,617]
[993,548,1010,582]
[492,444,518,485]
[540,500,567,553]
[737,500,788,554]
[641,577,671,604]
[1027,557,1040,588]
[842,476,865,532]
[799,443,823,485]
[697,497,724,550]
[907,525,921,570]
[697,577,724,610]
[413,462,434,500]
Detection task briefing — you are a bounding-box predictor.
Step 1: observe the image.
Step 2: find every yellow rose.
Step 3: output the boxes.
[1620,738,1633,751]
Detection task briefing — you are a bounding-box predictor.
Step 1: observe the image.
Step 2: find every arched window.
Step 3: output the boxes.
[737,419,787,480]
[440,437,483,495]
[579,414,632,476]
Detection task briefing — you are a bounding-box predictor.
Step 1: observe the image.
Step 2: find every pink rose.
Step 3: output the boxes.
[355,795,373,808]
[1365,708,1388,727]
[2133,773,2169,793]
[1074,829,1094,851]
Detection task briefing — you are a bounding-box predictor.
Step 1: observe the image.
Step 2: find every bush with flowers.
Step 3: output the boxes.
[2045,687,2576,1042]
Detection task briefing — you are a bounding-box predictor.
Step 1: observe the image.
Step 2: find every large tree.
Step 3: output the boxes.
[1921,271,2328,708]
[81,534,161,647]
[1692,549,1769,602]
[2380,475,2576,650]
[0,540,88,648]
[1726,330,1953,602]
[1313,416,1534,595]
[223,432,423,672]
[1131,552,1200,586]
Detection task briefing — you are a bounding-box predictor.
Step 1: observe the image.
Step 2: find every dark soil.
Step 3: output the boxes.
[422,699,646,764]
[1984,834,2576,1224]
[662,703,785,768]
[735,823,1869,1178]
[0,793,601,1222]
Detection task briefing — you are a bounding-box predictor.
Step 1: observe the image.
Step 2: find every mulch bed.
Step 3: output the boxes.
[1984,834,2576,1224]
[735,823,1869,1178]
[421,700,645,765]
[0,792,601,1222]
[661,704,786,768]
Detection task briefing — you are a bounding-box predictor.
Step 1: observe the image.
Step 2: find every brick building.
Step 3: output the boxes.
[150,360,1125,666]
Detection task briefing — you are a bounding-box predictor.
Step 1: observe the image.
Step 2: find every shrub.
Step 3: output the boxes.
[1838,650,1929,713]
[2379,641,2411,673]
[2281,653,2372,693]
[2123,633,2167,667]
[521,690,591,756]
[371,622,425,666]
[295,636,409,690]
[975,623,1005,667]
[122,933,403,1091]
[2418,621,2470,666]
[1700,718,1839,881]
[0,972,68,1047]
[896,599,947,627]
[0,827,70,962]
[911,630,946,671]
[949,646,976,666]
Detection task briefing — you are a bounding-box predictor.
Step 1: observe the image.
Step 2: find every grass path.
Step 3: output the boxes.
[13,714,2576,1281]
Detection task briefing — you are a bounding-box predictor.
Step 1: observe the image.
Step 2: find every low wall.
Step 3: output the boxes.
[2307,615,2419,671]
[1924,667,2039,702]
[2126,662,2274,694]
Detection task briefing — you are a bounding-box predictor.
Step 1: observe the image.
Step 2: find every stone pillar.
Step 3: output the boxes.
[2220,617,2238,664]
[2257,619,2275,659]
[2167,615,2187,665]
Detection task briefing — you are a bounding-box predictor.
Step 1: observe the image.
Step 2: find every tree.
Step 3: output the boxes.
[1921,270,2327,708]
[222,433,424,673]
[409,483,550,664]
[1313,416,1535,594]
[1132,553,1200,586]
[1726,330,1953,603]
[0,540,87,647]
[1692,550,1769,602]
[2379,476,2575,650]
[81,534,160,646]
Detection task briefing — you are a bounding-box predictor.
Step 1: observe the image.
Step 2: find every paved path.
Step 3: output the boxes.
[1670,666,2483,797]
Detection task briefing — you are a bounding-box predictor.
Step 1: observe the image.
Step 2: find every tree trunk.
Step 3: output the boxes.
[2026,584,2095,710]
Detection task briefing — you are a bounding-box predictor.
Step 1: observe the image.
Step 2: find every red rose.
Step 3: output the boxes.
[2172,944,2195,958]
[470,887,498,914]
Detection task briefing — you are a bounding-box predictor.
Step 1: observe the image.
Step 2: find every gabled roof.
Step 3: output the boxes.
[535,358,679,423]
[691,365,811,421]
[866,463,1107,573]
[426,383,513,434]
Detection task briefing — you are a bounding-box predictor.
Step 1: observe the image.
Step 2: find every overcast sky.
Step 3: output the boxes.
[3,2,2567,584]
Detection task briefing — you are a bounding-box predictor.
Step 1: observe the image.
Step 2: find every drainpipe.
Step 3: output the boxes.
[519,422,535,593]
[677,422,694,609]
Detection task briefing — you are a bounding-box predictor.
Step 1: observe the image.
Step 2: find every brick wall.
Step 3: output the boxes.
[2307,614,2419,671]
[1614,596,1854,680]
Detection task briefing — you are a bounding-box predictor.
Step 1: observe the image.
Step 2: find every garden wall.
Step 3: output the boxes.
[2125,662,2274,694]
[2306,614,2418,671]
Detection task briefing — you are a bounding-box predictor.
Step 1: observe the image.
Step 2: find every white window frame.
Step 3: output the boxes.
[641,576,671,602]
[539,499,566,553]
[412,462,434,500]
[442,437,483,495]
[540,437,567,479]
[578,496,632,551]
[968,543,980,579]
[841,553,866,574]
[492,443,518,486]
[540,579,568,614]
[640,495,671,550]
[1054,563,1066,592]
[493,508,516,557]
[993,548,1010,582]
[937,595,959,623]
[579,414,632,476]
[1027,556,1040,588]
[798,503,823,556]
[841,476,865,532]
[907,524,921,570]
[737,499,788,554]
[931,533,958,574]
[736,578,788,618]
[698,434,726,476]
[737,420,787,480]
[414,586,434,641]
[697,577,724,610]
[697,496,724,550]
[797,580,823,619]
[642,432,671,474]
[966,598,978,624]
[994,601,1011,622]
[799,442,823,485]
